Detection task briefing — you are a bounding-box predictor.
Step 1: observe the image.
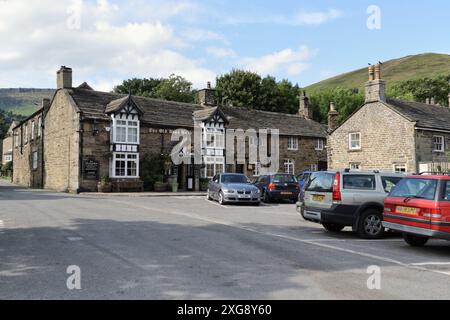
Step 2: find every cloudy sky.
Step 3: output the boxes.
[0,0,449,91]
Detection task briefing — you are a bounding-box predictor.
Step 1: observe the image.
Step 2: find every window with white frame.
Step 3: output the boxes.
[38,117,42,137]
[349,163,361,171]
[32,152,38,170]
[24,125,28,144]
[112,153,139,178]
[433,136,445,152]
[394,164,407,173]
[315,139,324,151]
[349,132,361,150]
[204,127,225,149]
[284,159,295,174]
[253,162,261,177]
[31,121,35,140]
[203,156,224,178]
[287,136,298,151]
[113,116,139,144]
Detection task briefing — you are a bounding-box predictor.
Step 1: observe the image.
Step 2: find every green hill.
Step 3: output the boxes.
[305,53,450,93]
[0,88,54,116]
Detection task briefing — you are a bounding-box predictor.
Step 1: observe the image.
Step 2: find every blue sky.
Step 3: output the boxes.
[0,0,449,90]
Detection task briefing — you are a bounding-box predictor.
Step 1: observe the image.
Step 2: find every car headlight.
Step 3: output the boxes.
[254,189,261,194]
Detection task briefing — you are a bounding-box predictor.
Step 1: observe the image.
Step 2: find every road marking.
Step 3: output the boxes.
[108,198,450,278]
[204,199,229,209]
[67,237,84,241]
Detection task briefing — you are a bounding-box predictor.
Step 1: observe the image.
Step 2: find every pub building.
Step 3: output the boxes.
[12,67,327,193]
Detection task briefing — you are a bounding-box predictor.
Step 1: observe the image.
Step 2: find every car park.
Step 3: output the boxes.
[383,174,450,247]
[298,170,404,239]
[207,173,261,206]
[254,173,300,203]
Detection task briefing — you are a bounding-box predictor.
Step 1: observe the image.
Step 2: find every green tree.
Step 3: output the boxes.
[216,69,263,109]
[388,75,450,106]
[113,75,196,103]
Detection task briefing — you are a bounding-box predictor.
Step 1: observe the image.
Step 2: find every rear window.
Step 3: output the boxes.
[272,175,297,183]
[306,172,335,192]
[343,175,376,190]
[381,176,403,193]
[390,178,438,200]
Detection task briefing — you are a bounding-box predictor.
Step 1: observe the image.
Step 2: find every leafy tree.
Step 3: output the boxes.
[388,75,450,106]
[308,88,364,124]
[113,75,196,103]
[216,70,263,110]
[216,70,301,114]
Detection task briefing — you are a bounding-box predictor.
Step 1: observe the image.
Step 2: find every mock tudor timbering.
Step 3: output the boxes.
[12,67,327,193]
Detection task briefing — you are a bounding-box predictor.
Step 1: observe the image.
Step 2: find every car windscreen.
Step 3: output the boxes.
[221,175,250,184]
[306,172,335,192]
[272,175,297,183]
[389,178,438,200]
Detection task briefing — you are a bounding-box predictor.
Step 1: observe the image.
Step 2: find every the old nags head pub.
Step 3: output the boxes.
[12,67,328,193]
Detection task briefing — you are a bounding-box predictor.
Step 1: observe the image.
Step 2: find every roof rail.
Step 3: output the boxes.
[418,171,450,176]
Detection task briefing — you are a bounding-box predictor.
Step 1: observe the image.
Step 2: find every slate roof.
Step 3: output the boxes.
[67,87,327,137]
[386,98,450,132]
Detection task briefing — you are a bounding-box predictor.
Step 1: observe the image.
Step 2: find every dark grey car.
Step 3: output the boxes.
[207,173,261,206]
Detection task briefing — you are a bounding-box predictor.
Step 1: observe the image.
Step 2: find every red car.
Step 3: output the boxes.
[383,175,450,247]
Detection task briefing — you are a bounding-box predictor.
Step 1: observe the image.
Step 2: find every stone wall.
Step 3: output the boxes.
[12,113,44,188]
[2,135,13,165]
[328,102,416,172]
[415,129,450,171]
[43,90,81,192]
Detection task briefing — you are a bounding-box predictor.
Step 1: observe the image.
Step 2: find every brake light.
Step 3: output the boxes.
[384,203,395,213]
[420,208,442,219]
[268,183,276,191]
[332,172,341,202]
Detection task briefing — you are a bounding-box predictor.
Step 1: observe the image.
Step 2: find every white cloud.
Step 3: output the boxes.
[293,9,342,26]
[241,46,317,76]
[0,0,216,89]
[220,8,342,27]
[206,47,237,58]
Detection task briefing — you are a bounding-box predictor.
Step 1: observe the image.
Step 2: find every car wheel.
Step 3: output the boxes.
[403,233,429,247]
[218,191,226,205]
[357,209,385,239]
[322,223,345,232]
[207,189,213,201]
[263,191,271,203]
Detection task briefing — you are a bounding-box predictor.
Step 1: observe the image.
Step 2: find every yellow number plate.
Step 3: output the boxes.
[313,195,325,202]
[281,192,292,195]
[396,206,418,215]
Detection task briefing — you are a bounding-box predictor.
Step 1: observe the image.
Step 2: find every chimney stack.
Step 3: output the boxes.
[198,82,216,107]
[41,98,51,109]
[328,102,340,132]
[57,66,72,89]
[365,63,386,103]
[299,91,312,119]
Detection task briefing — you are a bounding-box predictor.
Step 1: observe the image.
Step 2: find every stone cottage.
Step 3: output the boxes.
[328,63,450,173]
[12,66,327,193]
[1,122,17,166]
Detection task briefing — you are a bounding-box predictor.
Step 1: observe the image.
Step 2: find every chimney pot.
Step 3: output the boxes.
[328,101,340,132]
[368,65,375,81]
[374,64,381,80]
[431,97,436,105]
[57,66,73,89]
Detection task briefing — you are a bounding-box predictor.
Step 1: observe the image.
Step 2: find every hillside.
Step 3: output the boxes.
[0,88,54,116]
[305,53,450,93]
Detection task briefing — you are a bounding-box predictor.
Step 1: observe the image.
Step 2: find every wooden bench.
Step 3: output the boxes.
[112,179,144,193]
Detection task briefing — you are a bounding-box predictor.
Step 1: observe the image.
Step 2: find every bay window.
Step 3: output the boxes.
[113,116,140,144]
[203,156,224,178]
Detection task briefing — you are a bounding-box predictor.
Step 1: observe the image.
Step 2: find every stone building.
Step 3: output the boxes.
[328,63,450,173]
[2,122,16,166]
[12,66,327,192]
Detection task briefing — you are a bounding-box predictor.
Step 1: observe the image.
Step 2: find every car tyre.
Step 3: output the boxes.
[403,233,429,247]
[322,223,345,232]
[357,209,385,239]
[218,191,226,205]
[262,190,271,203]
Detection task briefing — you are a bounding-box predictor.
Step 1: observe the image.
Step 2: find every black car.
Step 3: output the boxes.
[254,173,300,203]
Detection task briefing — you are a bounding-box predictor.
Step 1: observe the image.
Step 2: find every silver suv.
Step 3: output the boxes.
[297,170,405,239]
